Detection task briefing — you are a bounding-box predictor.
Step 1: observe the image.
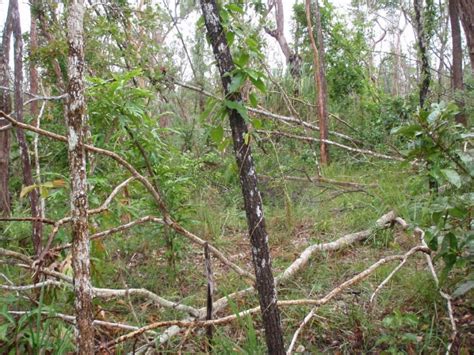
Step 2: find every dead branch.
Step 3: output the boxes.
[257,129,403,161]
[278,211,397,285]
[106,246,430,348]
[53,215,163,252]
[173,80,361,145]
[0,216,56,224]
[0,110,255,282]
[285,246,430,354]
[8,310,157,334]
[0,249,200,317]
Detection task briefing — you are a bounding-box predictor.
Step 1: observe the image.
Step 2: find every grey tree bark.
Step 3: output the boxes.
[265,0,302,78]
[200,1,285,353]
[66,0,94,352]
[413,0,431,108]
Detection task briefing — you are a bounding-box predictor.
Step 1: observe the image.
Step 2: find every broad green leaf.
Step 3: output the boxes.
[234,52,249,67]
[225,100,250,122]
[210,125,224,144]
[228,73,245,93]
[441,169,462,188]
[249,93,258,107]
[249,76,266,93]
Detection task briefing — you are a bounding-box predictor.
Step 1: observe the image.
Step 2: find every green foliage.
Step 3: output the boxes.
[394,102,473,285]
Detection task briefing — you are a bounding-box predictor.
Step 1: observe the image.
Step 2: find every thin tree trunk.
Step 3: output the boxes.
[200,1,285,353]
[0,8,13,217]
[449,0,467,125]
[458,0,474,73]
[305,0,330,165]
[414,0,431,108]
[265,0,301,78]
[66,1,94,352]
[29,1,39,117]
[11,0,43,255]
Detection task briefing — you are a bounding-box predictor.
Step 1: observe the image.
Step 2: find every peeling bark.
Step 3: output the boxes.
[305,0,330,165]
[11,0,43,254]
[66,0,94,352]
[200,0,285,353]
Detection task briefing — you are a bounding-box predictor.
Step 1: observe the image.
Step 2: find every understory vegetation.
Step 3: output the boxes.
[0,0,473,353]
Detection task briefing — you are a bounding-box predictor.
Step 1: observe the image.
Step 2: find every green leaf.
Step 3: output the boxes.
[452,280,474,298]
[441,169,462,188]
[224,100,250,122]
[228,73,245,93]
[226,3,244,13]
[234,52,250,67]
[249,76,266,93]
[210,125,224,144]
[249,93,258,107]
[226,31,235,47]
[244,132,250,145]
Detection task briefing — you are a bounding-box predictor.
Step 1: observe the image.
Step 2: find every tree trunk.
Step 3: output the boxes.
[265,0,302,78]
[29,0,39,117]
[449,0,467,126]
[305,0,330,165]
[200,1,285,353]
[0,8,13,217]
[414,0,431,108]
[11,0,43,255]
[66,1,94,352]
[458,0,474,73]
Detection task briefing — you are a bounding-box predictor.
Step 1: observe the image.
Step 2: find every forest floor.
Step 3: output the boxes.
[95,160,473,353]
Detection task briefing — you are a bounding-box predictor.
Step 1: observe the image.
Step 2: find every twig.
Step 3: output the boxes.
[258,129,404,161]
[286,246,430,354]
[106,246,430,348]
[0,110,255,282]
[8,310,157,334]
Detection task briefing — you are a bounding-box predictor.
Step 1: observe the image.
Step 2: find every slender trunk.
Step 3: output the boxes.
[449,0,467,125]
[66,1,94,352]
[414,0,431,108]
[200,1,285,353]
[265,0,301,78]
[305,0,330,165]
[11,0,43,255]
[458,0,474,73]
[0,8,13,217]
[29,1,39,117]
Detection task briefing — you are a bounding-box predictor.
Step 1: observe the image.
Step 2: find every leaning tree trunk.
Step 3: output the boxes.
[458,0,474,73]
[66,1,94,352]
[305,0,330,165]
[0,8,13,217]
[200,1,285,353]
[449,0,467,126]
[414,0,431,108]
[11,0,43,255]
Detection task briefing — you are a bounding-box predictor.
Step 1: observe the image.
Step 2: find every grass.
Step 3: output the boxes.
[1,156,466,353]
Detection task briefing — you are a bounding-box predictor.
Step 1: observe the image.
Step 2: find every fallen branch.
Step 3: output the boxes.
[53,215,164,252]
[0,249,200,317]
[105,246,430,348]
[0,110,255,282]
[285,246,429,354]
[173,80,361,145]
[8,310,156,334]
[258,129,403,161]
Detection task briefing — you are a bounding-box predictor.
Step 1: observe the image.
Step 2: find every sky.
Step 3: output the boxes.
[0,0,415,78]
